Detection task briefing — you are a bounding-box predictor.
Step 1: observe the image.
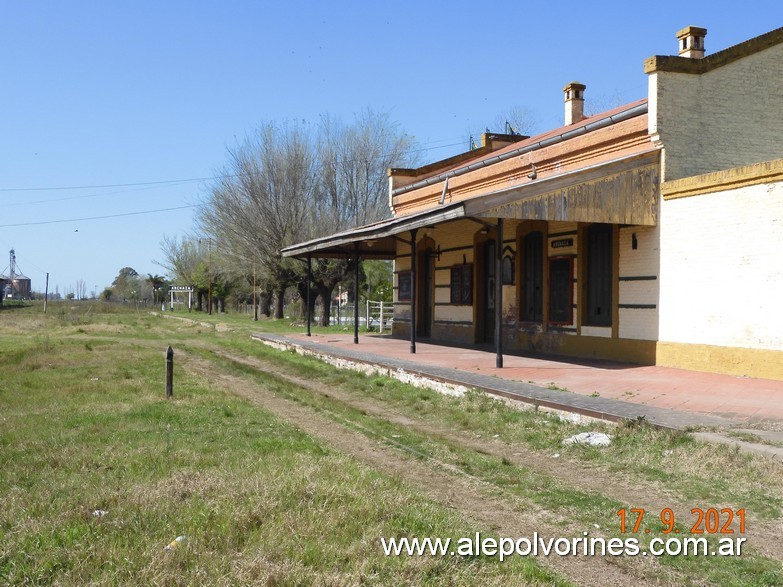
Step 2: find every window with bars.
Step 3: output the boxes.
[450,264,473,305]
[521,231,543,321]
[585,223,613,326]
[398,271,412,301]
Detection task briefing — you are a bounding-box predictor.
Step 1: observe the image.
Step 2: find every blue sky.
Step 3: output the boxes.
[0,1,778,296]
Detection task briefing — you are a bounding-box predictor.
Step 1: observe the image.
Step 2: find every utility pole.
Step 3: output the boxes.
[44,272,49,314]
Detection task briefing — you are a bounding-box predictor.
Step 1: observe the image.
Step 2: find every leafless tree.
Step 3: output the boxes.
[199,121,318,318]
[465,105,538,149]
[75,279,87,300]
[197,112,418,324]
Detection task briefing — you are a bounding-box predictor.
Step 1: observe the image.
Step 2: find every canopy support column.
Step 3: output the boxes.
[410,228,418,354]
[495,218,504,369]
[306,253,312,337]
[353,243,360,344]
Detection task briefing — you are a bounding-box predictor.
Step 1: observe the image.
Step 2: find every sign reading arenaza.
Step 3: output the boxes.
[170,285,194,292]
[551,238,574,249]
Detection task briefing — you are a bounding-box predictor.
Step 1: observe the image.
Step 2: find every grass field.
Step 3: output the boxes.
[0,304,563,586]
[2,302,783,585]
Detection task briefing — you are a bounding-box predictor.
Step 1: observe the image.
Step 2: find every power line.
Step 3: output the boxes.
[0,176,225,192]
[5,182,193,207]
[0,138,470,195]
[0,204,198,228]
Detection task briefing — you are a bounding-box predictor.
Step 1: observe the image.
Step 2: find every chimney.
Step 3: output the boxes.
[563,81,586,126]
[676,26,707,59]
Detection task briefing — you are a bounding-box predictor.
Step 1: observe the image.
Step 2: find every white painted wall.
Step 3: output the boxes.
[659,181,783,350]
[618,225,660,341]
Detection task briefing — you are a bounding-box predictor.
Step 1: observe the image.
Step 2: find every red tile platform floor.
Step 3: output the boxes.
[288,333,783,424]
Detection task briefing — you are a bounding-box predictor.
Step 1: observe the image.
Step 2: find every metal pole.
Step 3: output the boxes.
[306,254,312,337]
[165,345,174,398]
[410,229,418,354]
[353,243,360,344]
[253,265,258,321]
[208,241,212,315]
[495,218,504,369]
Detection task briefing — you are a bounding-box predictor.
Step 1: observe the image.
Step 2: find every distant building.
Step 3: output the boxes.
[1,249,32,299]
[282,25,783,381]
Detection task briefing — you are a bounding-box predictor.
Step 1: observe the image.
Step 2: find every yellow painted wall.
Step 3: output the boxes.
[657,342,783,381]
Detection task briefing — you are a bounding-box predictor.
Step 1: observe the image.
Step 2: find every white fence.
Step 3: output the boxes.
[235,299,394,332]
[330,300,394,332]
[366,300,394,333]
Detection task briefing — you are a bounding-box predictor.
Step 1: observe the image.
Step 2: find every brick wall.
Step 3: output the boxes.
[649,43,783,181]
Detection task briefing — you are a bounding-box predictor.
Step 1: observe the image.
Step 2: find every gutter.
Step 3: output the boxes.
[391,102,649,198]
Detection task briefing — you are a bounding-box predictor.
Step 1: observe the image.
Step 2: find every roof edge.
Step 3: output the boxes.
[390,132,528,178]
[644,26,783,74]
[391,100,648,198]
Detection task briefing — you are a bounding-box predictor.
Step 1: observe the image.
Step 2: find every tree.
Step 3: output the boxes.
[75,279,87,300]
[111,267,140,301]
[199,121,317,318]
[158,236,207,310]
[197,112,419,325]
[466,106,538,149]
[584,91,628,117]
[318,110,418,229]
[362,260,393,303]
[146,274,166,305]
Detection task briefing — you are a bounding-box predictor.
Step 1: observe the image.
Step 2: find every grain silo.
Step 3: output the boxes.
[1,249,32,299]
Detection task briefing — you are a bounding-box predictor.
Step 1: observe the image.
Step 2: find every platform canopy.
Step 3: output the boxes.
[280,201,467,260]
[281,150,660,260]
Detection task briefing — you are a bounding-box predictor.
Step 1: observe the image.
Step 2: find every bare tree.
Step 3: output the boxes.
[465,105,538,149]
[309,111,418,325]
[197,112,419,325]
[491,105,538,137]
[75,279,87,300]
[318,110,418,230]
[584,91,629,117]
[199,121,318,318]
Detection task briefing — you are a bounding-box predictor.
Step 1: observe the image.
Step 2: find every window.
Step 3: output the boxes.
[521,231,543,321]
[398,271,412,301]
[548,257,573,325]
[450,264,473,305]
[586,223,613,326]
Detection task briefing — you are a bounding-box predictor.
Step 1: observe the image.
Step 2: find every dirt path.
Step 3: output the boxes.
[180,349,696,586]
[71,328,783,571]
[206,347,783,563]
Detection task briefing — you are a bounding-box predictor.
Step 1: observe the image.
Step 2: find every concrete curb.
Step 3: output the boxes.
[250,332,735,431]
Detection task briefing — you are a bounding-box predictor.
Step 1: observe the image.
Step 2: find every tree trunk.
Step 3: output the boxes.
[296,282,317,323]
[274,289,285,319]
[259,291,272,317]
[316,284,336,327]
[196,291,204,312]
